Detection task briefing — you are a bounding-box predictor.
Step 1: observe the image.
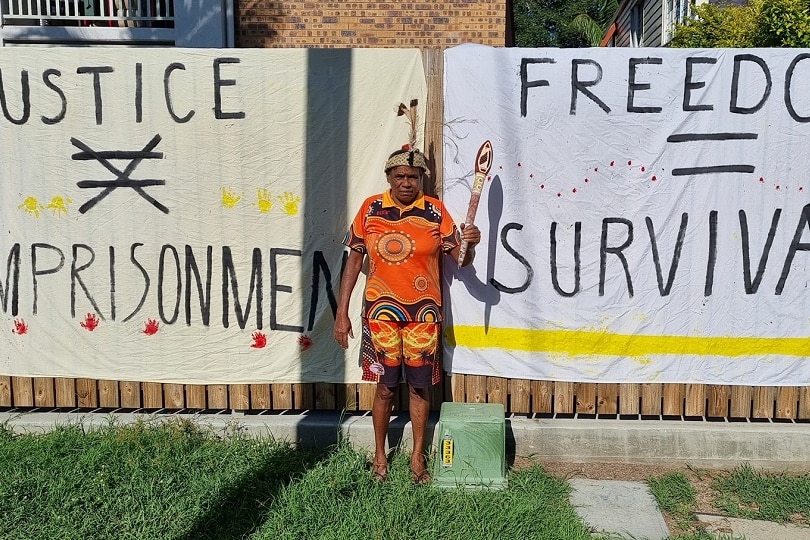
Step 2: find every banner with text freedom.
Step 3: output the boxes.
[443,45,810,385]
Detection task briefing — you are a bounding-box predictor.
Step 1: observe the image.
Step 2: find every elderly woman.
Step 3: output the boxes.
[334,145,480,484]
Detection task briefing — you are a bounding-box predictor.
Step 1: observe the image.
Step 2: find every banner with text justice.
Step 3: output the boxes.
[1,47,426,384]
[443,44,810,385]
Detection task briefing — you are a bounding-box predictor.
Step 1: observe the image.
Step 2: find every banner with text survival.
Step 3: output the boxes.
[443,44,810,385]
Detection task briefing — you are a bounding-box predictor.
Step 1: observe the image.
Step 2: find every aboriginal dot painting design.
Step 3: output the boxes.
[376,231,414,265]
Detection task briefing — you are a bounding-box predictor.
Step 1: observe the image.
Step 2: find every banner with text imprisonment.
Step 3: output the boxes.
[443,44,810,385]
[1,48,426,384]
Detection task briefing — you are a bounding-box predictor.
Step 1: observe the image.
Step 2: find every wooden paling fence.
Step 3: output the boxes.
[1,375,809,420]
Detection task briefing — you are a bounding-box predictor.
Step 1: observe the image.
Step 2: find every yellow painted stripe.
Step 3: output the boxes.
[448,326,810,357]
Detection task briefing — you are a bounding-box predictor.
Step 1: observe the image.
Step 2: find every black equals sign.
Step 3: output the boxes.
[667,132,758,176]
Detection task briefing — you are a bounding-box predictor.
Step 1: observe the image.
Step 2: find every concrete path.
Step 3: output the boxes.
[569,479,669,540]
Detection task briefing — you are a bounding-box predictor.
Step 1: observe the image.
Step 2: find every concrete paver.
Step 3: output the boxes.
[696,513,810,540]
[569,478,670,540]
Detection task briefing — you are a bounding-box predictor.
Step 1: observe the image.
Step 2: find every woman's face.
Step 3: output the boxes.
[386,165,422,206]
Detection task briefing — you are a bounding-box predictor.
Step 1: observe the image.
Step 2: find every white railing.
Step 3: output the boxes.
[1,0,174,27]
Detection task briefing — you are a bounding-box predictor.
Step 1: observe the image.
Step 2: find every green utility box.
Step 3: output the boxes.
[432,402,507,490]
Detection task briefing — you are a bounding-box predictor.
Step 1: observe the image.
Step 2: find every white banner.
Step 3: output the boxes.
[443,44,810,385]
[1,47,426,384]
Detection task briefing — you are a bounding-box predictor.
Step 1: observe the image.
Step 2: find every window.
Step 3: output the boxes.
[664,0,692,44]
[631,2,643,47]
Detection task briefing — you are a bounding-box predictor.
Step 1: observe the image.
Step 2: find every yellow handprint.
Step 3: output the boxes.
[45,195,73,217]
[255,189,274,213]
[278,192,302,216]
[221,187,242,209]
[18,196,44,218]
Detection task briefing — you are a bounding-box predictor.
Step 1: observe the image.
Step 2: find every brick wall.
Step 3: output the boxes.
[237,1,509,48]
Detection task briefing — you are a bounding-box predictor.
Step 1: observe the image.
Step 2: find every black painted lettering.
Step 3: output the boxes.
[730,54,771,114]
[550,221,581,297]
[520,58,555,118]
[135,62,143,123]
[185,245,212,326]
[109,246,116,321]
[739,208,780,294]
[123,243,150,323]
[646,214,688,296]
[213,58,245,120]
[683,57,716,112]
[76,66,114,125]
[158,244,181,325]
[571,59,610,114]
[599,218,634,297]
[776,204,810,295]
[41,69,67,125]
[71,244,103,320]
[222,246,263,330]
[0,68,31,125]
[0,243,21,316]
[705,211,718,296]
[785,53,810,122]
[164,63,194,123]
[31,243,64,316]
[627,58,663,114]
[270,248,303,332]
[308,250,339,331]
[490,223,533,294]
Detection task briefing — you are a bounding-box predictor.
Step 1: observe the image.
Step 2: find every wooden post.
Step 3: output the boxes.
[120,381,141,409]
[11,377,33,407]
[55,378,76,408]
[554,382,575,414]
[729,385,752,418]
[272,383,293,410]
[185,385,207,410]
[509,379,531,414]
[531,380,553,414]
[98,380,120,409]
[33,377,55,408]
[576,383,596,415]
[619,383,640,415]
[465,375,487,403]
[597,383,618,415]
[0,376,11,407]
[250,384,271,410]
[421,48,444,196]
[487,377,507,407]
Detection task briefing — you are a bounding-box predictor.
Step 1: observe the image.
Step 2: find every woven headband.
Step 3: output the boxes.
[384,147,427,172]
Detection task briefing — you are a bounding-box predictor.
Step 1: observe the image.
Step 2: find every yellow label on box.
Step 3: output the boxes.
[442,437,453,467]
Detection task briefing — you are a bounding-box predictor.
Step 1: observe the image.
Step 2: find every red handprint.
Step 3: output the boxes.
[142,318,160,335]
[298,334,313,352]
[250,331,267,349]
[80,313,100,331]
[12,318,28,335]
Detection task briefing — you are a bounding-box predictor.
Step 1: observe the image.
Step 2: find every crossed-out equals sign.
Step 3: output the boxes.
[71,134,168,214]
[667,132,758,176]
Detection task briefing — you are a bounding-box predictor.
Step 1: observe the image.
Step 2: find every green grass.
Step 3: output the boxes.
[0,417,601,540]
[712,463,810,523]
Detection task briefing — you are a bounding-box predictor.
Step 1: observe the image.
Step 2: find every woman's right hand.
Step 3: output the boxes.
[334,314,354,349]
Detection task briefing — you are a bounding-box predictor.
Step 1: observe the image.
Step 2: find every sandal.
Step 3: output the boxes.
[411,470,431,485]
[371,460,388,482]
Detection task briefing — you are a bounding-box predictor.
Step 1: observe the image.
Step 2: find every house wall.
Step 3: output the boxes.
[236,1,509,48]
[606,0,665,47]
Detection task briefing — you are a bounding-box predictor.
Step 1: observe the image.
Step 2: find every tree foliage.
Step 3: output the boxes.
[513,0,618,47]
[669,0,810,48]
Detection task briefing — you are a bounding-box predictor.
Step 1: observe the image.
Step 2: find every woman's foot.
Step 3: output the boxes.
[410,453,430,485]
[372,455,388,482]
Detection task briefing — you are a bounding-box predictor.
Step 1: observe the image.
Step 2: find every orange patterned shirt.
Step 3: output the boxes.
[344,190,460,322]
